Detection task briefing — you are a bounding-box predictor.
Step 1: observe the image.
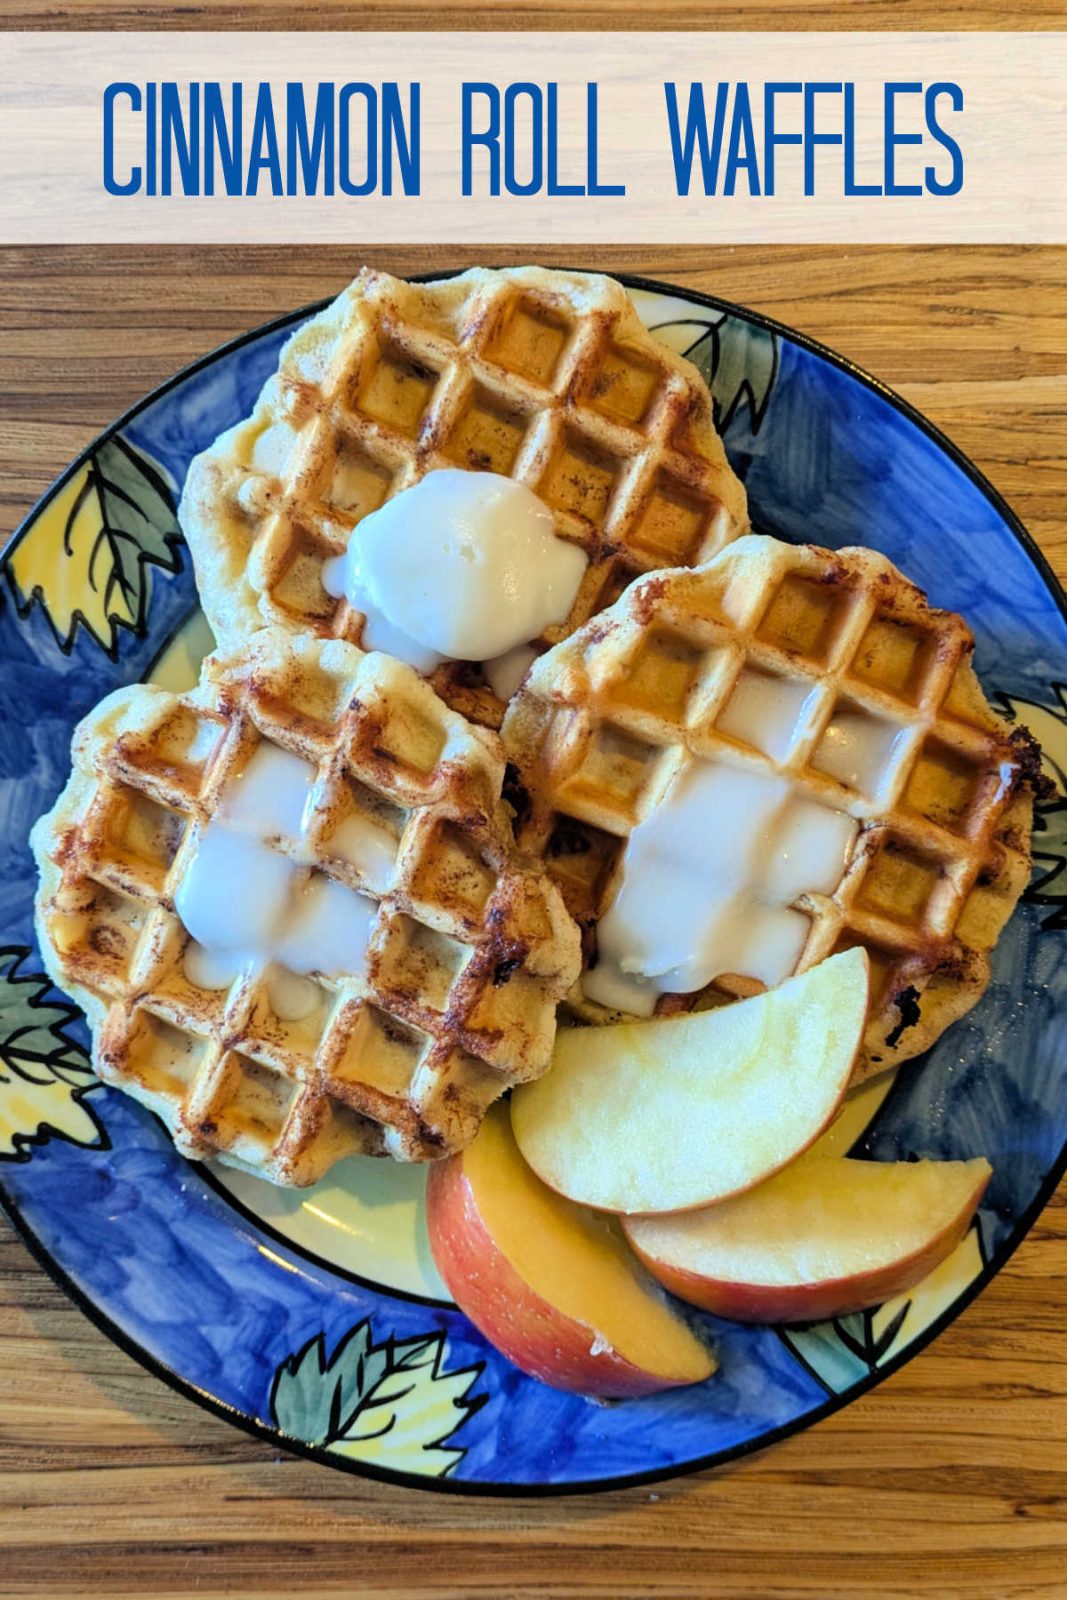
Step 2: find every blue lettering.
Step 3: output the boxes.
[339,84,376,196]
[247,82,283,195]
[884,81,923,197]
[547,83,583,196]
[587,82,624,195]
[146,81,156,196]
[462,83,500,196]
[286,82,335,197]
[664,82,728,196]
[802,82,842,196]
[160,82,199,196]
[504,84,543,196]
[763,81,802,197]
[723,84,760,196]
[102,82,141,196]
[204,83,242,197]
[381,83,419,196]
[844,82,880,195]
[925,81,963,196]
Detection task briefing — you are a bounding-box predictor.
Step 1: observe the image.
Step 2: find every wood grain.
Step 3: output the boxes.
[2,1,1066,28]
[2,240,1067,1599]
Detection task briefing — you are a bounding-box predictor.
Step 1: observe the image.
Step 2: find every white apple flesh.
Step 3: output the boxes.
[624,1153,992,1323]
[511,947,869,1215]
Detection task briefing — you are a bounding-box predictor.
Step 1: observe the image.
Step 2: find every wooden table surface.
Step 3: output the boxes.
[3,1,1067,28]
[2,236,1067,1597]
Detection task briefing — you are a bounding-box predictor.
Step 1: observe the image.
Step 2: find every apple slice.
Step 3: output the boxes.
[511,947,869,1215]
[425,1104,715,1398]
[624,1154,992,1323]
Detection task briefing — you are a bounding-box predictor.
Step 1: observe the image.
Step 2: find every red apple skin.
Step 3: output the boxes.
[426,1154,702,1399]
[625,1170,990,1325]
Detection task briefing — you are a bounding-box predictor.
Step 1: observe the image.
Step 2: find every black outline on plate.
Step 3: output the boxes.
[1,270,1066,1499]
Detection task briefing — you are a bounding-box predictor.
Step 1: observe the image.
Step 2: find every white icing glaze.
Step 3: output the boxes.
[183,941,243,993]
[322,468,587,676]
[175,823,295,959]
[176,744,378,1006]
[484,642,539,702]
[814,709,904,796]
[220,742,317,844]
[717,669,819,762]
[275,874,377,978]
[583,757,857,1016]
[763,796,858,903]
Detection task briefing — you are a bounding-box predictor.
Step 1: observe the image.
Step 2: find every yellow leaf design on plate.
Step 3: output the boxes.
[6,435,181,657]
[271,1320,485,1479]
[0,1069,101,1159]
[778,1223,987,1394]
[0,949,104,1161]
[869,1225,986,1364]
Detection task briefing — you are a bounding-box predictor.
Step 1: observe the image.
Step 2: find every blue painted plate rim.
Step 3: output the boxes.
[2,269,1065,1498]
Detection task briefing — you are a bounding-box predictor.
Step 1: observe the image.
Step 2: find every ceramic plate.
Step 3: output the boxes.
[2,274,1066,1496]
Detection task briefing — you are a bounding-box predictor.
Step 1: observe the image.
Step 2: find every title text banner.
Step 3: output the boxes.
[1,32,1064,243]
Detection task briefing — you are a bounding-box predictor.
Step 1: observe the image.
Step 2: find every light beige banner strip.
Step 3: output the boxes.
[1,32,1064,243]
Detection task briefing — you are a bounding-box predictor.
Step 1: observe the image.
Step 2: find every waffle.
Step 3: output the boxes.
[180,266,749,729]
[502,535,1040,1080]
[31,630,581,1185]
